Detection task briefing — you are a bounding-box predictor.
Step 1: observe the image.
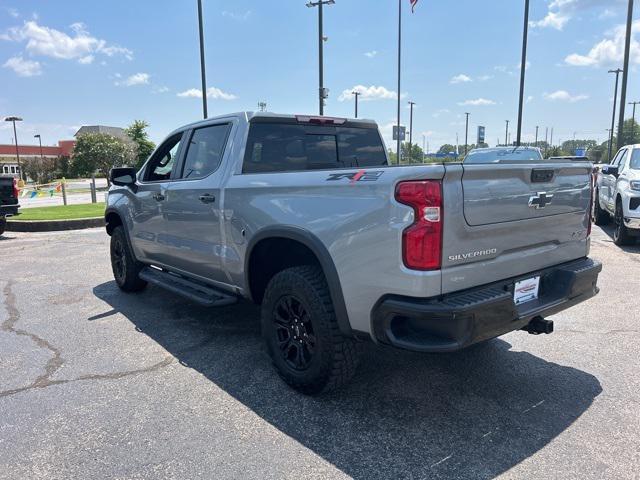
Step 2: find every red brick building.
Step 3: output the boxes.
[0,140,75,176]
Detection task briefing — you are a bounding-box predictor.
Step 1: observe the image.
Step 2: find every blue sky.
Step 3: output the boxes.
[1,0,639,151]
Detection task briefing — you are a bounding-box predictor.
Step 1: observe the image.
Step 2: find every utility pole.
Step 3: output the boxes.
[544,127,549,155]
[408,101,415,159]
[606,129,612,160]
[422,134,426,163]
[630,101,639,141]
[516,0,530,146]
[197,0,208,119]
[352,91,360,118]
[535,126,539,146]
[608,68,623,160]
[505,120,510,146]
[550,127,554,149]
[464,112,470,155]
[396,0,402,164]
[307,0,335,116]
[617,0,635,148]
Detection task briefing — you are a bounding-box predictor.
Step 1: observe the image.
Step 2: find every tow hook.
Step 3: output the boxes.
[522,316,554,335]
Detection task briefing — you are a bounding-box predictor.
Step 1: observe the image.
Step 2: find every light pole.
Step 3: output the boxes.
[408,101,415,160]
[352,91,360,118]
[616,0,635,148]
[396,0,402,164]
[606,129,612,161]
[307,0,335,116]
[505,120,510,146]
[630,101,639,141]
[4,116,23,181]
[34,134,43,161]
[464,112,470,154]
[535,126,539,146]
[545,127,549,155]
[608,68,623,159]
[197,0,208,119]
[516,0,530,146]
[422,134,426,163]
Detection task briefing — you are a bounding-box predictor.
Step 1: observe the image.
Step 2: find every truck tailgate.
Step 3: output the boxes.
[441,162,592,294]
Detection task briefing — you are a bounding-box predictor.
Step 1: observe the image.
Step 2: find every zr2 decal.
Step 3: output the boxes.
[326,170,384,183]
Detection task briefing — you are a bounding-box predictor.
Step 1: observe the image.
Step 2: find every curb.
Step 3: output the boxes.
[6,217,104,232]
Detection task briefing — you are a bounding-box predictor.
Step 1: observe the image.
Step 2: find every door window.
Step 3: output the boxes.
[144,133,183,182]
[180,124,232,179]
[617,149,630,172]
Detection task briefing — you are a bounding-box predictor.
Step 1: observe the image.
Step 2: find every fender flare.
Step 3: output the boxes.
[245,226,353,337]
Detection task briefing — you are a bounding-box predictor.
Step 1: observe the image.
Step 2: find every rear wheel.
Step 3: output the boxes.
[261,265,360,395]
[613,200,634,246]
[592,189,609,226]
[110,226,147,292]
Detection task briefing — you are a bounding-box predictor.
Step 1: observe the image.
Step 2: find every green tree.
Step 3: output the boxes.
[618,118,640,148]
[125,120,156,169]
[72,133,136,183]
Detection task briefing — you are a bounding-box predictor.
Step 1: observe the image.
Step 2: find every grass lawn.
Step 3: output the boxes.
[14,203,106,221]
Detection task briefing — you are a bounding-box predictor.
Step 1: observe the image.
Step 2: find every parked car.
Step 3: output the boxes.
[0,175,20,235]
[593,144,640,245]
[105,113,601,394]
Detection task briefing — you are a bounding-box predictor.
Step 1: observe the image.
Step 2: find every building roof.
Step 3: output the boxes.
[75,125,127,139]
[0,140,75,159]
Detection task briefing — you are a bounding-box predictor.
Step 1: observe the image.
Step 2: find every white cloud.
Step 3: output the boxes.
[177,87,237,100]
[457,98,496,106]
[1,20,133,63]
[526,95,534,103]
[450,74,472,84]
[543,90,589,102]
[78,54,93,64]
[3,55,42,76]
[221,10,252,21]
[565,20,640,67]
[152,85,170,94]
[364,50,378,58]
[7,8,19,18]
[531,0,625,31]
[338,85,402,102]
[115,72,150,87]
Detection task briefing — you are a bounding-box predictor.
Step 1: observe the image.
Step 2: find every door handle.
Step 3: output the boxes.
[199,194,216,204]
[153,193,165,201]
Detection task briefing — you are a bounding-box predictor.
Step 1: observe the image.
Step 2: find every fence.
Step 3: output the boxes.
[18,178,108,206]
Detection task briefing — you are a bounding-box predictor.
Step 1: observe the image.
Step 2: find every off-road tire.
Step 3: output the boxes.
[110,225,147,292]
[592,189,609,226]
[613,200,634,246]
[261,265,360,395]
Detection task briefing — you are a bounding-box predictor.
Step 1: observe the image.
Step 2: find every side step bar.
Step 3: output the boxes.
[139,267,237,307]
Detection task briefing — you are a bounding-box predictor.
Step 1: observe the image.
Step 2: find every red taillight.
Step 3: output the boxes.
[395,180,443,271]
[12,177,19,199]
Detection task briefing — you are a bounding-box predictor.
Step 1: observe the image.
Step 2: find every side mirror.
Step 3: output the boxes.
[110,167,137,187]
[602,165,619,177]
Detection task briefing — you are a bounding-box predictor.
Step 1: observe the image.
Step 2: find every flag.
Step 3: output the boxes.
[410,0,419,13]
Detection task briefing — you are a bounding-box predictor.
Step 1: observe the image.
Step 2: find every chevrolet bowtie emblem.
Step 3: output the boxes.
[528,192,554,209]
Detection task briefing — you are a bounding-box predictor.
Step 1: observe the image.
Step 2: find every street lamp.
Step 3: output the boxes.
[34,134,43,161]
[516,0,530,146]
[408,101,416,159]
[197,0,208,119]
[307,0,335,115]
[464,112,470,155]
[535,126,539,146]
[608,68,623,159]
[616,0,635,148]
[4,116,23,181]
[629,101,639,141]
[505,120,510,146]
[352,91,360,118]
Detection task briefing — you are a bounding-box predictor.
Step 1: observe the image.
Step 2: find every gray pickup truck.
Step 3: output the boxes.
[105,112,601,394]
[0,175,20,235]
[593,144,640,245]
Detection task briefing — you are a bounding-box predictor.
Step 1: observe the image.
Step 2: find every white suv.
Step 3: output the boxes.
[594,144,640,245]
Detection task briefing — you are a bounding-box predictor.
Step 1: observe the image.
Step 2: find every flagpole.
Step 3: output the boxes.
[396,0,402,165]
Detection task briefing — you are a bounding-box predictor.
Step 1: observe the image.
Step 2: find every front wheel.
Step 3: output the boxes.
[110,226,147,292]
[261,265,360,395]
[613,201,634,246]
[592,190,609,226]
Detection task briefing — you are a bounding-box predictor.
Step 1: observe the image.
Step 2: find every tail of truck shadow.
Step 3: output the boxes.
[596,224,640,253]
[93,281,602,480]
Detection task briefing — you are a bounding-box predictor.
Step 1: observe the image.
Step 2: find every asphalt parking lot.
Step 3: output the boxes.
[1,226,638,480]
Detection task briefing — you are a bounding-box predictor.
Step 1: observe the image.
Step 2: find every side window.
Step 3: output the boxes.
[630,149,640,170]
[180,124,231,179]
[611,149,624,167]
[144,133,183,182]
[618,149,630,172]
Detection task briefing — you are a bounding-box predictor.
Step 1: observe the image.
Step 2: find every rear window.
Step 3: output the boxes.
[242,123,387,173]
[464,148,543,164]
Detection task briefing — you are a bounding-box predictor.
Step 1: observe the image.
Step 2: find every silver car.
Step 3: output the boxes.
[593,144,640,245]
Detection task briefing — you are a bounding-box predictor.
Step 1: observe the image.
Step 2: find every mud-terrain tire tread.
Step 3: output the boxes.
[110,225,147,292]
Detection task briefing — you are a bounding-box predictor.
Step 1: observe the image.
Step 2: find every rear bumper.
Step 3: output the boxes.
[371,257,601,353]
[0,203,20,217]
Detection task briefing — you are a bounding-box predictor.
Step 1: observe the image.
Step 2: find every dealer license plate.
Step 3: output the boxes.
[514,276,540,305]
